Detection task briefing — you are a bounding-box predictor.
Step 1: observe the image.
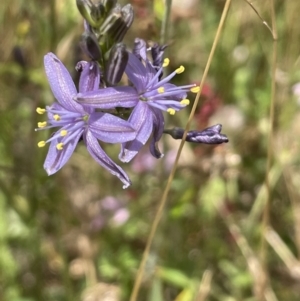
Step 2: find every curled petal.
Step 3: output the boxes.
[88,112,136,143]
[78,61,100,93]
[132,38,147,61]
[44,53,84,113]
[151,43,168,70]
[149,107,164,158]
[84,130,131,189]
[119,102,153,162]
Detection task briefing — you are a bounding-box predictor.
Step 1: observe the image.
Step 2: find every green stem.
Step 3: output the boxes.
[160,0,172,45]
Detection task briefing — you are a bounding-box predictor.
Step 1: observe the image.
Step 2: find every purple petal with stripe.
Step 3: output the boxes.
[76,86,139,109]
[125,53,149,92]
[78,61,100,93]
[119,101,153,163]
[88,112,136,143]
[84,130,131,188]
[44,130,83,175]
[44,53,84,113]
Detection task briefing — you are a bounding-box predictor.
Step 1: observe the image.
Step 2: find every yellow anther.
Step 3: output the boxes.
[163,58,170,67]
[53,114,61,121]
[167,108,176,115]
[38,141,46,148]
[175,65,185,74]
[180,99,190,105]
[190,86,200,93]
[38,121,47,128]
[157,87,165,93]
[36,107,46,114]
[56,143,64,150]
[60,130,68,136]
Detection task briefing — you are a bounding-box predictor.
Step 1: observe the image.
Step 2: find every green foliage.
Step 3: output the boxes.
[1,0,300,301]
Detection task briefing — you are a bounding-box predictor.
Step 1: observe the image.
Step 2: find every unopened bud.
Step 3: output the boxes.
[119,4,134,40]
[98,4,134,50]
[102,0,118,14]
[80,32,102,60]
[105,43,128,85]
[90,3,105,26]
[164,124,229,145]
[76,0,98,27]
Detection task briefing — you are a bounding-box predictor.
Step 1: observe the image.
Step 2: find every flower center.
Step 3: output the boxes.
[36,106,86,151]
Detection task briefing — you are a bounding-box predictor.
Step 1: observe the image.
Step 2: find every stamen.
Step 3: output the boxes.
[38,141,46,148]
[175,66,185,74]
[56,143,64,150]
[38,121,47,128]
[191,86,200,93]
[36,107,46,114]
[53,114,61,121]
[163,58,170,67]
[167,108,176,115]
[180,99,190,105]
[157,87,165,93]
[60,130,68,136]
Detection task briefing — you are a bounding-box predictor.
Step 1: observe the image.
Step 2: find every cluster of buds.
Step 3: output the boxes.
[36,0,228,188]
[77,0,133,85]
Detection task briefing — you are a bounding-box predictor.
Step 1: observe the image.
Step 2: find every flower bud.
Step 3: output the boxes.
[102,0,118,14]
[119,4,134,40]
[98,4,134,50]
[76,0,98,27]
[90,3,106,26]
[104,43,128,85]
[164,124,229,145]
[80,32,102,60]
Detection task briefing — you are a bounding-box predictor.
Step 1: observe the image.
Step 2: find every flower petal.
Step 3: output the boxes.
[132,38,147,61]
[125,53,149,92]
[44,130,82,175]
[88,112,136,143]
[119,101,153,162]
[44,53,84,113]
[149,107,164,158]
[78,61,100,93]
[76,86,138,109]
[84,130,131,189]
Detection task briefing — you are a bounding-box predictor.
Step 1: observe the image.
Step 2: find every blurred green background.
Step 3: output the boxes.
[1,0,300,300]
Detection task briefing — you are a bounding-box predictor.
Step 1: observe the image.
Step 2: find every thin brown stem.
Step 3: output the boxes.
[244,0,274,39]
[129,1,232,300]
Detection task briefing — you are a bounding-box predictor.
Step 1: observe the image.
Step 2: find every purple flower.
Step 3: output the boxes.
[76,38,199,162]
[36,53,136,188]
